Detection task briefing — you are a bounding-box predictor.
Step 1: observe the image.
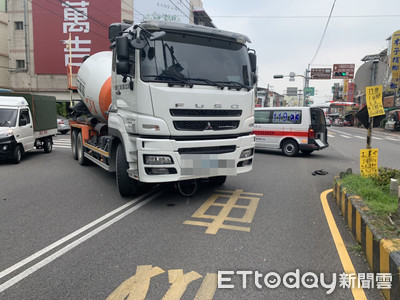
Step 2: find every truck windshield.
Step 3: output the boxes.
[140,32,252,89]
[0,108,17,127]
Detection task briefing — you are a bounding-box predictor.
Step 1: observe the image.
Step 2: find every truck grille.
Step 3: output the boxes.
[178,145,236,154]
[173,121,240,131]
[170,109,242,117]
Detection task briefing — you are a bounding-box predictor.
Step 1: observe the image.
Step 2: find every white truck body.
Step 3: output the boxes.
[70,21,257,196]
[0,96,57,163]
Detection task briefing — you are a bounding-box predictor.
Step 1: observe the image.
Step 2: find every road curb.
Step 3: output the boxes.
[333,179,400,300]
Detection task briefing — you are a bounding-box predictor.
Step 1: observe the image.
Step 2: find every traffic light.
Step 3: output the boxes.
[334,72,346,77]
[273,75,284,79]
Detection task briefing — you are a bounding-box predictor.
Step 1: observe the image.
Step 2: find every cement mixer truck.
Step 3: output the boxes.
[70,20,257,196]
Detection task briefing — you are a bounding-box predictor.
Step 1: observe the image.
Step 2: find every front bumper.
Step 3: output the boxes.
[0,136,17,159]
[128,135,255,183]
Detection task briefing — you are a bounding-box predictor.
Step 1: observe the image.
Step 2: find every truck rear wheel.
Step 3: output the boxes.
[43,137,52,153]
[77,132,88,165]
[12,145,22,164]
[116,143,138,197]
[71,130,78,160]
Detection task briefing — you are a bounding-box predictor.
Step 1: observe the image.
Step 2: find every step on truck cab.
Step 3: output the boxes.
[253,107,329,156]
[0,95,57,163]
[69,21,257,196]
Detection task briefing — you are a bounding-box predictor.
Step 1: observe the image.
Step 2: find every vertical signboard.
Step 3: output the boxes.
[134,0,191,24]
[343,79,349,97]
[32,0,121,74]
[360,149,378,177]
[366,85,385,117]
[347,82,355,102]
[389,30,400,91]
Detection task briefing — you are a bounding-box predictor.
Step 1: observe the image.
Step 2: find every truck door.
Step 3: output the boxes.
[17,108,35,151]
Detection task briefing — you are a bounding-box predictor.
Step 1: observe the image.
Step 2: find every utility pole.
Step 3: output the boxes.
[367,61,378,149]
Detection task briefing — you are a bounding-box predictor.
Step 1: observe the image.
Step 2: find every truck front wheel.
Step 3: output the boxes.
[43,137,52,153]
[116,143,138,197]
[12,145,22,164]
[77,132,88,165]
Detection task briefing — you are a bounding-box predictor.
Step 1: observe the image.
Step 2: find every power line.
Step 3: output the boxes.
[168,0,193,23]
[210,14,400,19]
[309,0,336,65]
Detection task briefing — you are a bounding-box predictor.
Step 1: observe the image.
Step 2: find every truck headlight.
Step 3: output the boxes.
[0,130,13,138]
[240,148,254,158]
[144,155,173,165]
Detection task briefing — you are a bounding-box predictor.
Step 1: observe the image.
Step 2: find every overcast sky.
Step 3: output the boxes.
[201,0,399,103]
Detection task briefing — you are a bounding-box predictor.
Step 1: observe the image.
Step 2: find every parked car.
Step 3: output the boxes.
[325,117,332,126]
[343,119,353,126]
[57,115,70,134]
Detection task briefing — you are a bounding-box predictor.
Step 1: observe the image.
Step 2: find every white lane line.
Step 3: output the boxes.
[355,136,365,139]
[0,190,163,293]
[372,137,383,140]
[0,190,160,281]
[340,135,351,138]
[386,137,399,141]
[53,146,71,149]
[328,134,335,138]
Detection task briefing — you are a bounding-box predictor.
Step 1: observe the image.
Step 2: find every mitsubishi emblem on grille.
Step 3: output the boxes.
[205,122,213,130]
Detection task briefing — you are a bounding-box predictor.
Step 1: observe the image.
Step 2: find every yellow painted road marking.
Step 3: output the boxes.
[106,266,217,300]
[321,189,367,300]
[194,273,217,300]
[184,189,262,234]
[106,265,165,300]
[163,270,202,300]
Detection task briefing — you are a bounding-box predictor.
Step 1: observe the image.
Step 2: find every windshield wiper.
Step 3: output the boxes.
[142,74,193,88]
[216,81,251,91]
[0,121,10,126]
[188,78,224,90]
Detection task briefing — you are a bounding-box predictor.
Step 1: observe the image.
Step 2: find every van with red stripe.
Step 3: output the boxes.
[253,107,328,156]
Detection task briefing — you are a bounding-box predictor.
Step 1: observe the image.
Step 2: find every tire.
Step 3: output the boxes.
[77,132,88,165]
[209,176,227,186]
[60,130,69,134]
[282,140,299,157]
[177,180,198,197]
[71,130,78,160]
[116,143,138,197]
[301,150,314,155]
[43,137,52,153]
[12,145,22,164]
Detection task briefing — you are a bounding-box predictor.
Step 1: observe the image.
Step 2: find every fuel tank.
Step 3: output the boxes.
[76,51,112,123]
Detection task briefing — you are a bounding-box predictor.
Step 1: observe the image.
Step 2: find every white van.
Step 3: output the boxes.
[253,107,328,156]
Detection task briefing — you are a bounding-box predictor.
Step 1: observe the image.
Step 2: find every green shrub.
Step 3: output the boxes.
[339,173,398,215]
[372,167,400,187]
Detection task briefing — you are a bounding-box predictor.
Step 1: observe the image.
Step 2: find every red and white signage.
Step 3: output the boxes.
[332,64,355,79]
[32,0,121,74]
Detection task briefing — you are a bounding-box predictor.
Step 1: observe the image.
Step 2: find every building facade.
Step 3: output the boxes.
[0,0,9,89]
[5,0,207,102]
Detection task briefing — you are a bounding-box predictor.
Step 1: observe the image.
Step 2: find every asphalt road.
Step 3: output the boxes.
[1,128,398,299]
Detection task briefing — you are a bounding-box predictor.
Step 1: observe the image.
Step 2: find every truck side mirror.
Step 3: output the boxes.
[249,52,257,73]
[20,119,27,126]
[116,36,129,61]
[116,61,130,75]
